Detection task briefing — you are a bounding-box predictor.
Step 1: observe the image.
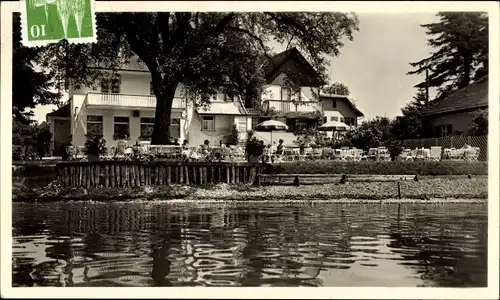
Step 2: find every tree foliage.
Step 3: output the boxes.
[391,88,427,139]
[342,117,393,151]
[37,12,359,144]
[322,81,350,96]
[12,13,60,122]
[12,120,52,160]
[469,109,488,136]
[408,12,488,100]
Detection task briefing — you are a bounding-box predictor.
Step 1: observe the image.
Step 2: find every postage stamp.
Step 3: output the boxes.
[20,0,97,47]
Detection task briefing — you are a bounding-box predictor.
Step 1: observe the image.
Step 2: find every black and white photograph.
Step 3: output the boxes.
[1,1,498,298]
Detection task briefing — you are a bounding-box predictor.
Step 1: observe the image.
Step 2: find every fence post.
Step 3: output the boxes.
[450,135,454,148]
[435,138,438,146]
[467,135,471,145]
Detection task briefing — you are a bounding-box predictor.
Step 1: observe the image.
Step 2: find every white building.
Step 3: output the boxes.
[47,48,364,155]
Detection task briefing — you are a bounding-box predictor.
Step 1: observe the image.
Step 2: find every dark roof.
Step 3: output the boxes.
[319,93,364,117]
[420,76,488,116]
[46,103,70,118]
[265,47,325,87]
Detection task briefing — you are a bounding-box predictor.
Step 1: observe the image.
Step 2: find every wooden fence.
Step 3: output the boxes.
[56,161,264,188]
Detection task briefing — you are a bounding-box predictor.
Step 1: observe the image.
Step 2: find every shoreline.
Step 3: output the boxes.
[13,176,488,203]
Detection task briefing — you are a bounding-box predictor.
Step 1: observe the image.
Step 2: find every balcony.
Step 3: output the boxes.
[263,100,322,115]
[85,92,186,109]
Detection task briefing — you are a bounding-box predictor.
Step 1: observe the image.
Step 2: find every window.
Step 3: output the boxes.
[295,120,308,132]
[101,74,121,94]
[87,115,103,137]
[150,82,154,95]
[202,115,215,131]
[140,117,154,140]
[323,116,327,124]
[170,119,180,139]
[281,87,291,101]
[113,116,130,139]
[332,99,337,108]
[340,117,345,123]
[330,116,339,122]
[343,117,354,126]
[436,124,453,137]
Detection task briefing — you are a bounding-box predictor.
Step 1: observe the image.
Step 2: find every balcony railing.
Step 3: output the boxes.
[263,100,321,113]
[85,92,186,109]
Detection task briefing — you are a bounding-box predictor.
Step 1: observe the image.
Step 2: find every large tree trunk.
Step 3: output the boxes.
[460,52,472,89]
[151,81,178,145]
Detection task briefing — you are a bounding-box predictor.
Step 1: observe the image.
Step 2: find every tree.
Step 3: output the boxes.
[322,81,350,96]
[12,13,60,122]
[407,12,488,100]
[38,12,359,144]
[343,117,392,151]
[12,120,52,160]
[391,88,427,139]
[469,109,488,136]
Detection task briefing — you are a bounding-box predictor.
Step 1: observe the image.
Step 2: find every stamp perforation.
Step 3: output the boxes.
[20,0,97,48]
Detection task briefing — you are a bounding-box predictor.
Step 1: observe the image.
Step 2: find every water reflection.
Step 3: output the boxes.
[12,202,487,287]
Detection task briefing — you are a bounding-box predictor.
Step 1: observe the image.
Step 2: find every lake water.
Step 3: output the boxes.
[12,201,487,287]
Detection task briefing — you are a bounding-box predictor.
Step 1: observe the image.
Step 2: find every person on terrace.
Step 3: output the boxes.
[276,139,284,155]
[201,140,211,155]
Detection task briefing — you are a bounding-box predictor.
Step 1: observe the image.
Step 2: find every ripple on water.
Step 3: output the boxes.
[11,202,487,287]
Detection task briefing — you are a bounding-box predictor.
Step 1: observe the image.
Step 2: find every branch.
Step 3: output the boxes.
[226,26,271,59]
[214,13,235,33]
[156,12,170,49]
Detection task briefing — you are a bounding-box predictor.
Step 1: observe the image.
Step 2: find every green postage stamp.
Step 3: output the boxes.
[21,0,97,47]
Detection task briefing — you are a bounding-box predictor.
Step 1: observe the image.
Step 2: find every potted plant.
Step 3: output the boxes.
[84,135,107,161]
[245,130,265,163]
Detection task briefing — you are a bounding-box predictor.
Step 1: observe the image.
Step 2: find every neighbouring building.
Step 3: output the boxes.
[419,76,488,137]
[319,93,364,127]
[47,47,362,153]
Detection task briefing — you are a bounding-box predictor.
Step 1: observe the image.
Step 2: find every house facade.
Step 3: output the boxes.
[419,76,488,137]
[319,93,364,127]
[248,47,325,134]
[47,48,337,153]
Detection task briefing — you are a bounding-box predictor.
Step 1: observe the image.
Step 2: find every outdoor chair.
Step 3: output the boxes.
[100,146,116,161]
[311,148,323,160]
[464,146,480,161]
[75,146,86,161]
[399,149,413,161]
[320,148,334,160]
[429,146,442,161]
[114,141,130,160]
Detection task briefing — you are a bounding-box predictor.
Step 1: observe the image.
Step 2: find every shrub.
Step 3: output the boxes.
[84,135,107,156]
[245,130,265,156]
[266,160,488,176]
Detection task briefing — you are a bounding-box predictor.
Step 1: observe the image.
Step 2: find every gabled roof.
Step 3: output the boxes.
[46,103,70,118]
[265,47,325,87]
[420,76,488,116]
[319,93,364,117]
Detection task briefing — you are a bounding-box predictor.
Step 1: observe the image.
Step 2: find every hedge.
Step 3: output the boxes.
[265,160,488,176]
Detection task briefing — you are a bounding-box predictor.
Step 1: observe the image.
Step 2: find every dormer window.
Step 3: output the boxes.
[101,74,121,94]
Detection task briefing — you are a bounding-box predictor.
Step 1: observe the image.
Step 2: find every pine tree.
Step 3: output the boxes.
[407,12,488,100]
[402,88,427,116]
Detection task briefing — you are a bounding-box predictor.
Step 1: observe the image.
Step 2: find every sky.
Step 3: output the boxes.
[32,12,440,123]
